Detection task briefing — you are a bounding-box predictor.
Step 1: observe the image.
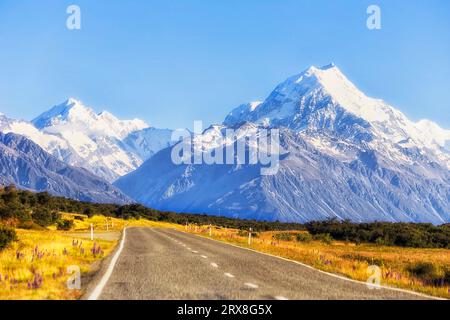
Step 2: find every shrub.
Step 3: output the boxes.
[237,229,259,238]
[56,219,74,231]
[296,232,313,242]
[32,207,59,227]
[407,262,438,279]
[313,233,333,244]
[0,226,17,250]
[273,232,294,241]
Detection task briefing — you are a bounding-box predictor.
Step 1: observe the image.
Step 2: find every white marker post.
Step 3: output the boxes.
[90,223,94,241]
[209,225,212,237]
[248,227,252,245]
[185,222,188,230]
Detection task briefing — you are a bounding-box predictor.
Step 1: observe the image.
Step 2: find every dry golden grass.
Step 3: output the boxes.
[187,226,450,299]
[0,214,178,300]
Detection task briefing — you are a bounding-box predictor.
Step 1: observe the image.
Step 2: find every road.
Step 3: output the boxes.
[90,227,430,300]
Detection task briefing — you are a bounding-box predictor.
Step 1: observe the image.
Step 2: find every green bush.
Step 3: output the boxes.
[305,219,450,248]
[0,226,17,250]
[32,207,59,227]
[296,232,313,242]
[313,233,333,244]
[56,219,74,231]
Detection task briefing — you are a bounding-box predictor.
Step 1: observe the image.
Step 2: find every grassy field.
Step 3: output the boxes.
[0,214,177,300]
[1,215,448,300]
[186,225,450,299]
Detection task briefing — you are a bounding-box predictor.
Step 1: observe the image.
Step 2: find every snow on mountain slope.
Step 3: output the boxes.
[1,99,175,182]
[123,127,175,160]
[116,64,450,223]
[0,132,131,204]
[33,98,148,139]
[225,63,450,167]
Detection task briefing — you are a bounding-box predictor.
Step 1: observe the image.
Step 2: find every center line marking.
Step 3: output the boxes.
[210,263,219,268]
[201,255,208,259]
[224,273,235,278]
[192,250,198,253]
[274,296,289,300]
[244,283,259,289]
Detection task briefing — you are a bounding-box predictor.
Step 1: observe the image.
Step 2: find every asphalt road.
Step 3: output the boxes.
[92,227,430,300]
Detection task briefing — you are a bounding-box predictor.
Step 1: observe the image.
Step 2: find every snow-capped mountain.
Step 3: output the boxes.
[115,64,450,224]
[0,132,130,204]
[1,99,176,181]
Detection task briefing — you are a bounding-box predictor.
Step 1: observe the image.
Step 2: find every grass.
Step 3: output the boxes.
[186,226,450,299]
[2,215,448,300]
[0,214,178,300]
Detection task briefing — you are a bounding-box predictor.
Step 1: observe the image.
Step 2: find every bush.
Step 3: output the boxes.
[296,232,313,242]
[0,226,17,250]
[407,262,449,286]
[32,207,59,227]
[313,233,333,244]
[56,219,74,231]
[305,220,450,248]
[407,262,437,279]
[273,232,294,241]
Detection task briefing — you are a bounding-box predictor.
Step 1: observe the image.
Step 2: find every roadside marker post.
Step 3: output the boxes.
[248,227,252,245]
[90,223,94,240]
[209,225,212,237]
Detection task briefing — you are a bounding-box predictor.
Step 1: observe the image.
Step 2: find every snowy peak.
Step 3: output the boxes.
[275,63,391,123]
[1,98,175,182]
[32,98,149,140]
[32,98,95,128]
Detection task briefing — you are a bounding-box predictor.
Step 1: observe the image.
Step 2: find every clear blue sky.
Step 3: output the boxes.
[0,0,449,129]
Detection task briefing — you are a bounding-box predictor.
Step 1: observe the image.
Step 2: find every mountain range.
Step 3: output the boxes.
[0,131,130,204]
[115,64,450,224]
[1,64,449,223]
[0,98,174,182]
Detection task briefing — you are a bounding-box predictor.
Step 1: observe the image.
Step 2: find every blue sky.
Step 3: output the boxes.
[0,0,449,129]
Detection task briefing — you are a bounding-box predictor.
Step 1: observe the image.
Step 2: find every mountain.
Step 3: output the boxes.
[115,64,450,224]
[0,132,130,204]
[1,98,175,181]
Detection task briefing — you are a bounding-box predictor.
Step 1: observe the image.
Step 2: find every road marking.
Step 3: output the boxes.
[244,283,259,289]
[187,247,191,250]
[274,296,289,300]
[224,273,235,278]
[201,255,208,259]
[177,230,442,300]
[210,263,219,268]
[192,250,198,253]
[87,228,127,300]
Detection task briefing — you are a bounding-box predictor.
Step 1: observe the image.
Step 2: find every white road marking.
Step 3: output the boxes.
[274,296,289,300]
[224,273,235,278]
[210,263,219,268]
[178,230,442,300]
[192,250,198,253]
[87,228,127,300]
[244,283,259,289]
[187,247,191,250]
[201,255,208,259]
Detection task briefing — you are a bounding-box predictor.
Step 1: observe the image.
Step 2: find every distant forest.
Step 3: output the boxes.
[0,185,449,249]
